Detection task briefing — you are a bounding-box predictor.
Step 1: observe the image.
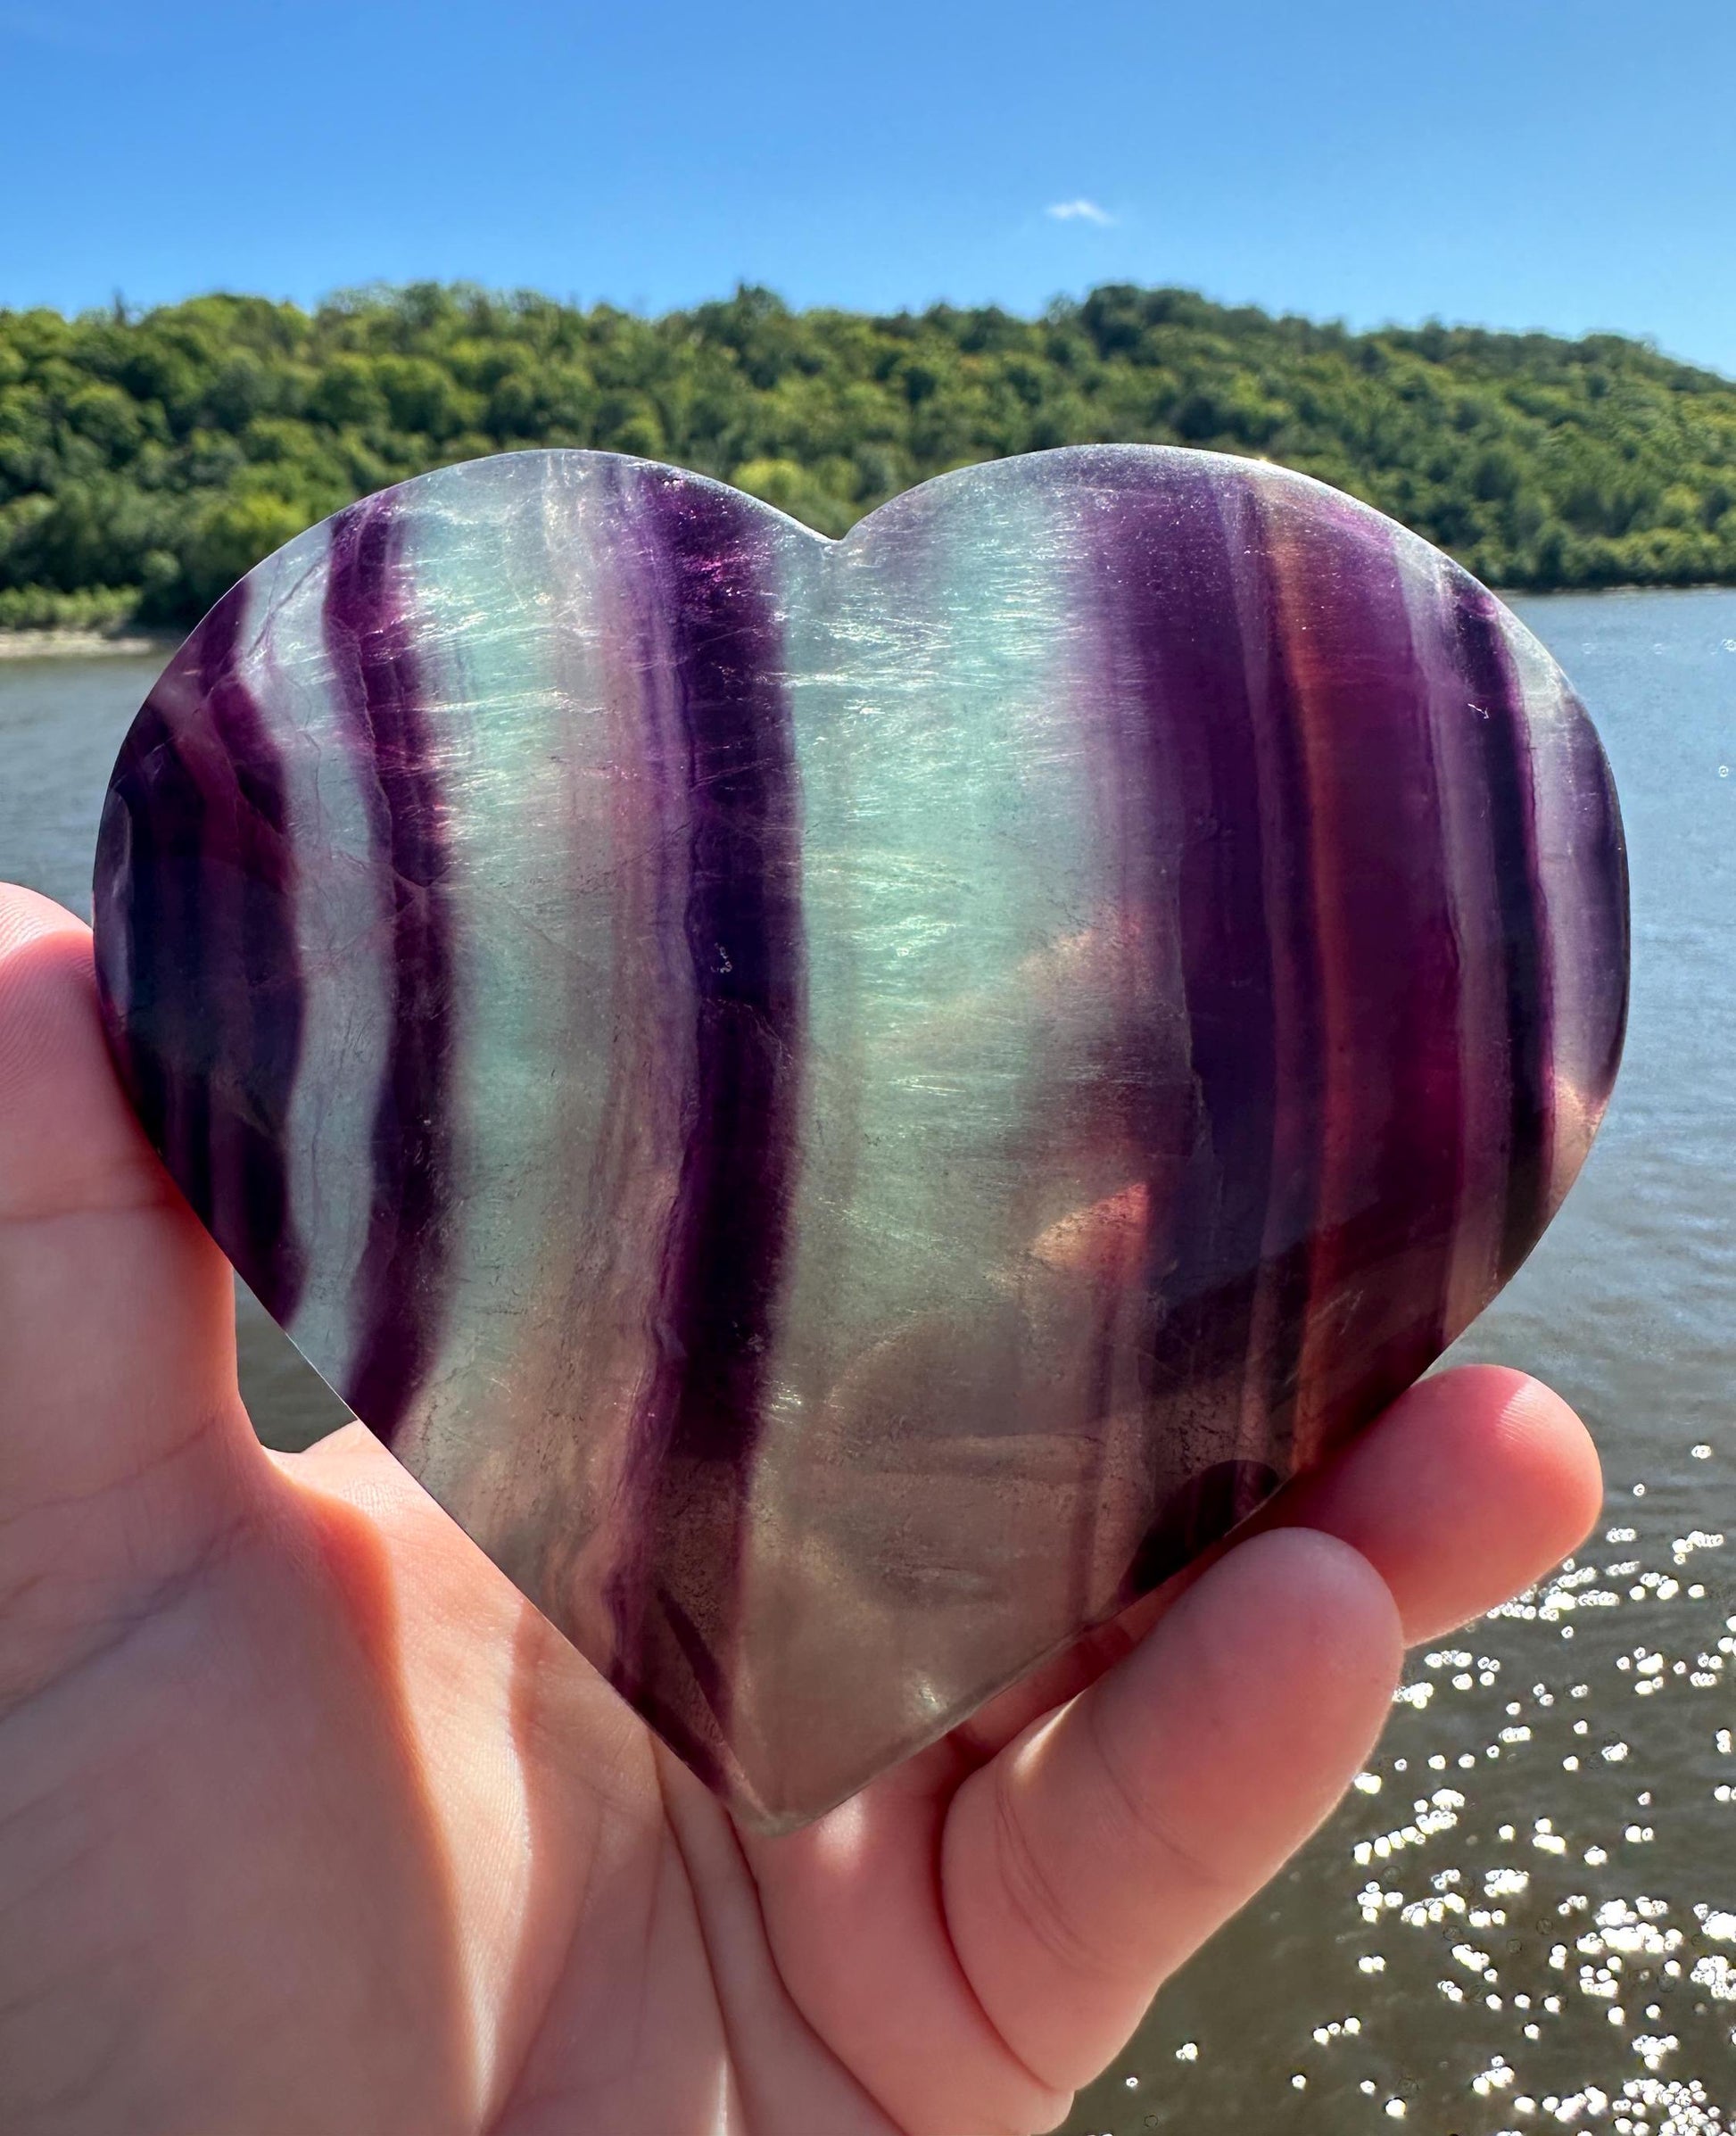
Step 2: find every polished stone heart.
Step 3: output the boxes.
[92,446,1628,1829]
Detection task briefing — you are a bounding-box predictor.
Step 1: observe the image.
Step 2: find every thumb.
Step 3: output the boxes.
[0,885,260,1709]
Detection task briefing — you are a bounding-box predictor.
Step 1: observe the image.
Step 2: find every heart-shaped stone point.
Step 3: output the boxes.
[93,447,1628,1829]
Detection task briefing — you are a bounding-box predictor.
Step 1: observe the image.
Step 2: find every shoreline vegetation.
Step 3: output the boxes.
[5,281,1736,633]
[0,626,175,659]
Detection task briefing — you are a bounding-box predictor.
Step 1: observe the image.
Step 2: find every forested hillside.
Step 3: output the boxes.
[4,280,1734,631]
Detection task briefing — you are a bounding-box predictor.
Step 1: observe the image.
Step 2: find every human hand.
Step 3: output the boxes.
[0,882,1600,2136]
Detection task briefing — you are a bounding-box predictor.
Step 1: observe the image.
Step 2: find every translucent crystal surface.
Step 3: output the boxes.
[92,447,1629,1828]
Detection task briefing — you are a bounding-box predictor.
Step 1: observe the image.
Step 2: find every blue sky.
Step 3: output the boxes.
[4,0,1734,370]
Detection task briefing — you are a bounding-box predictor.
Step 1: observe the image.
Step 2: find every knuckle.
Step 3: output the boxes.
[1082,1696,1236,1902]
[988,1767,1108,1981]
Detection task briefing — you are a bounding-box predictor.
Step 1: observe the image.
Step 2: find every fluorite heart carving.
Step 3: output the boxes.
[92,446,1628,1828]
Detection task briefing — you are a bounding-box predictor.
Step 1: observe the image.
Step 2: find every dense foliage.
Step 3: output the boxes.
[4,280,1735,629]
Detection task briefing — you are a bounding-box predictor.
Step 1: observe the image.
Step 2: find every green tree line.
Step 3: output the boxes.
[4,279,1735,631]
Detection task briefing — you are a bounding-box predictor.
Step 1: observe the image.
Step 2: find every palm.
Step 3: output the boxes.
[0,886,1601,2136]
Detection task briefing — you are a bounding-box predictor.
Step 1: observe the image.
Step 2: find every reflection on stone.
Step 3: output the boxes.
[91,446,1629,1828]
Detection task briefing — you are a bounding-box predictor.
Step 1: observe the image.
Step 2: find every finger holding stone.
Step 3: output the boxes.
[1265,1362,1601,1645]
[941,1527,1402,2098]
[0,886,261,1697]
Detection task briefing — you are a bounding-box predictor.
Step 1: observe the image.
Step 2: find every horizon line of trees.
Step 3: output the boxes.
[4,278,1735,631]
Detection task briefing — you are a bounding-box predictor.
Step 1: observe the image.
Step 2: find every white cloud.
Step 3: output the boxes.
[1046,199,1115,227]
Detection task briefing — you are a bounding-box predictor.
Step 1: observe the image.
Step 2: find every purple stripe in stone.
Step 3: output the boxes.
[1336,536,1465,1374]
[606,473,806,1743]
[1554,682,1631,1113]
[1278,507,1467,1428]
[1136,465,1289,1332]
[93,584,307,1321]
[1580,730,1632,1102]
[1110,467,1285,1382]
[1448,575,1554,1281]
[324,494,456,1440]
[1235,490,1327,1440]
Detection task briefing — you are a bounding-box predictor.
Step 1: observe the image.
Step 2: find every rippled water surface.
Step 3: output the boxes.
[3,589,1735,2129]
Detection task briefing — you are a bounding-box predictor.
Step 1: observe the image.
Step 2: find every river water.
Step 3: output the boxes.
[3,592,1734,2130]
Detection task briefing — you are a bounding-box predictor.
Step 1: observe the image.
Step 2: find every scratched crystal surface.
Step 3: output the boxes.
[91,446,1629,1828]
